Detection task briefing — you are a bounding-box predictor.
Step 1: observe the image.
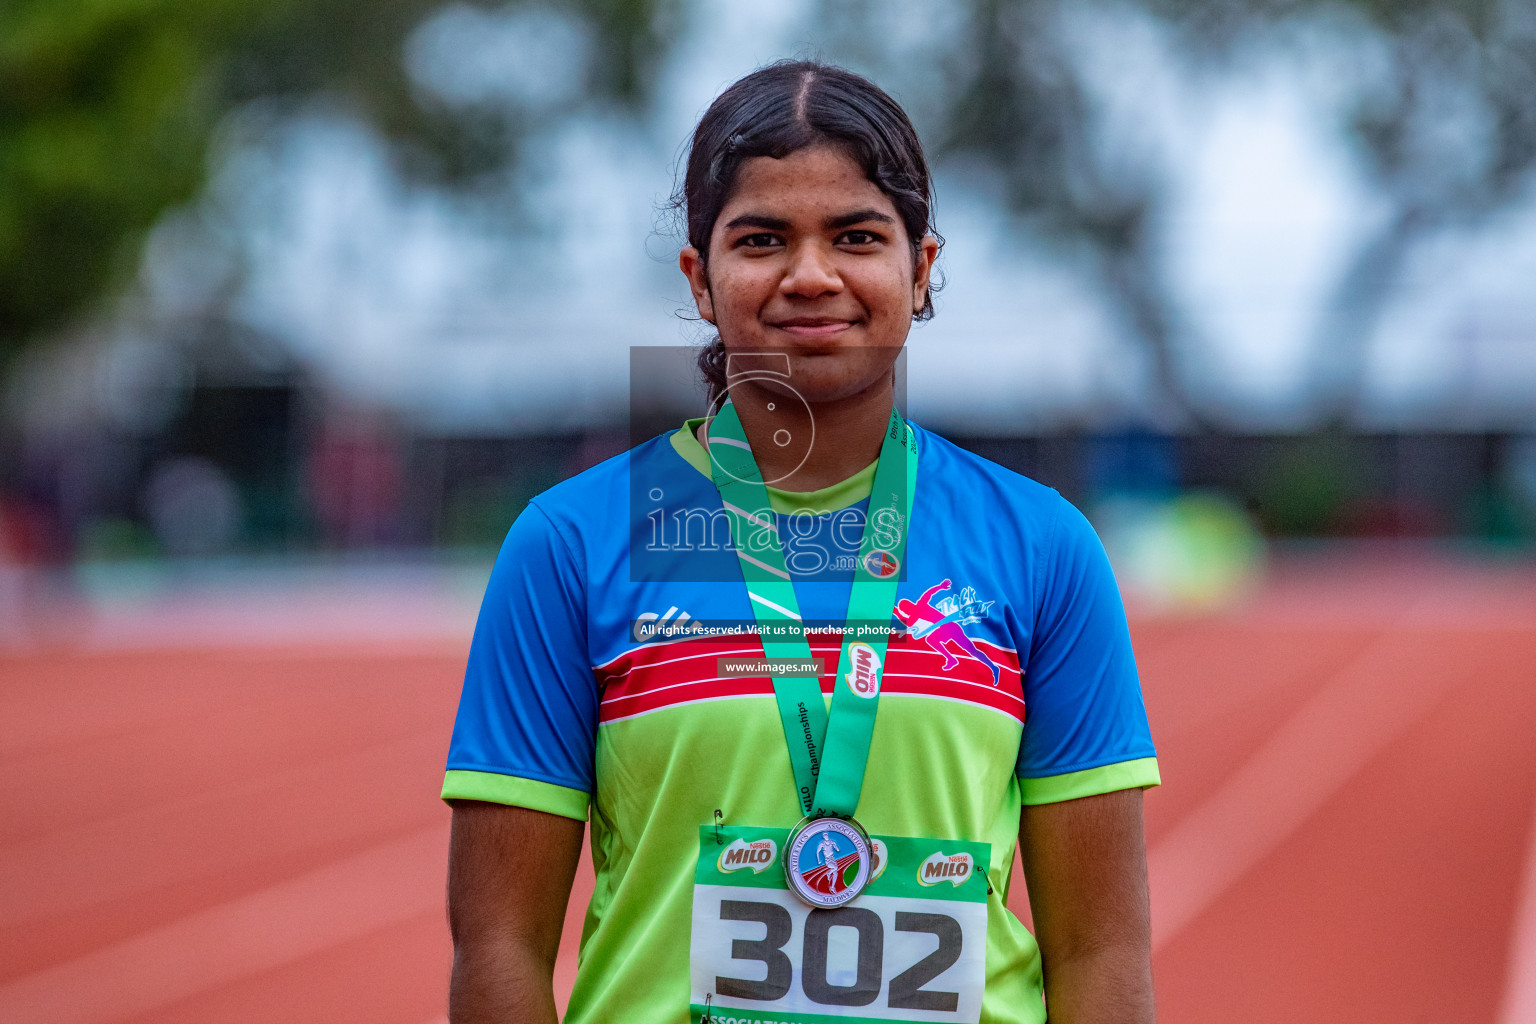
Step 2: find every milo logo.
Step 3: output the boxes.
[844,642,881,698]
[918,850,974,886]
[718,837,777,874]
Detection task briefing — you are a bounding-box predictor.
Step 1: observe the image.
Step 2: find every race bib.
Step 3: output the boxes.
[690,825,990,1024]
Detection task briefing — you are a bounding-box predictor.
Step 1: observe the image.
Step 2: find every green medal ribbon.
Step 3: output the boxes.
[706,400,917,820]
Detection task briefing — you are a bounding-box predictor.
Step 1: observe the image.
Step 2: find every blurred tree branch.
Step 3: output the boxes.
[1313,0,1536,422]
[835,0,1536,426]
[929,0,1194,427]
[1147,0,1536,423]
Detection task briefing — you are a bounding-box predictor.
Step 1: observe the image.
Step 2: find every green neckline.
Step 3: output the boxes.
[669,417,877,515]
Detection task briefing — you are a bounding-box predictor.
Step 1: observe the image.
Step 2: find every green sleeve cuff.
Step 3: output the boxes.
[441,770,590,821]
[1018,757,1161,806]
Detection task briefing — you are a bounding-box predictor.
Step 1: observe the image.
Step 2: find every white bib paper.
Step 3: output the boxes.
[690,826,990,1024]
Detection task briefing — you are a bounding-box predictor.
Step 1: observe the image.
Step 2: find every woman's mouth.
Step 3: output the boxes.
[771,318,856,338]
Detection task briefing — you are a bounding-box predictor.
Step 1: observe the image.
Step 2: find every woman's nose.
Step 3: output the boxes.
[780,242,841,298]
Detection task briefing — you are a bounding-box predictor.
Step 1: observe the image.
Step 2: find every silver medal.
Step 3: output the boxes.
[783,816,873,907]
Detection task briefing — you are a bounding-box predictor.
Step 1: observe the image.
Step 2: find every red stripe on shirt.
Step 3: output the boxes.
[595,633,1024,724]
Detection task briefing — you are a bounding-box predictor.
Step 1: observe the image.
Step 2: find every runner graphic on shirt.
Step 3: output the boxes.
[895,579,1004,685]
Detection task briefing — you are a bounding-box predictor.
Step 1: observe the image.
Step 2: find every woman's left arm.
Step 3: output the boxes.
[1018,787,1155,1023]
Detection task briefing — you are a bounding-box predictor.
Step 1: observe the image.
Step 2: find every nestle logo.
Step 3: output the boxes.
[718,837,778,874]
[918,850,973,886]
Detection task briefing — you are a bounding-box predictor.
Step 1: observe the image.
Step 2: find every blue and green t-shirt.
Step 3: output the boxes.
[443,419,1158,1024]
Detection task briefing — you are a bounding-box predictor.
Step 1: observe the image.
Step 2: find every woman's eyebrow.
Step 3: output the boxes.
[825,209,895,230]
[723,213,791,231]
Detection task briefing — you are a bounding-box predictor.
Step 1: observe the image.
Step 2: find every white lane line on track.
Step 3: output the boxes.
[0,826,447,1024]
[1497,787,1536,1024]
[1147,613,1480,951]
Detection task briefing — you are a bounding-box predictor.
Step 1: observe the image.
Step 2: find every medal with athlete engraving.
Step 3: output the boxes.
[784,815,873,907]
[706,398,915,907]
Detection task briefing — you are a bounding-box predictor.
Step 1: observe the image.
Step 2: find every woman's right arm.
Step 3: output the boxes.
[447,800,585,1024]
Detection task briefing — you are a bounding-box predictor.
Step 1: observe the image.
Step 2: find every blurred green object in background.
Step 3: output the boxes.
[1253,435,1360,538]
[1096,491,1267,612]
[0,0,674,379]
[0,0,227,376]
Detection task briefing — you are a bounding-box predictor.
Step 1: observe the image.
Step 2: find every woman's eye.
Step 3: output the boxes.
[739,233,781,248]
[838,230,882,246]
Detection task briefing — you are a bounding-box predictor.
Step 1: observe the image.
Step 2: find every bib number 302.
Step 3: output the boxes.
[690,887,986,1023]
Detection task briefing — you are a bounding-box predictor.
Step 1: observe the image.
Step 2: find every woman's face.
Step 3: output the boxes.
[680,145,938,405]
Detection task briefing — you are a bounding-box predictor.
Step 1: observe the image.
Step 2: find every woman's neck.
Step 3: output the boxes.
[709,376,895,493]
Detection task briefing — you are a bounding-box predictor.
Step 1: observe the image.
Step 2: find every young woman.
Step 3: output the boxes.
[443,61,1158,1024]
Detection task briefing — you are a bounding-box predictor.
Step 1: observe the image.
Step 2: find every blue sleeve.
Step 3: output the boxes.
[1016,494,1156,779]
[444,501,598,811]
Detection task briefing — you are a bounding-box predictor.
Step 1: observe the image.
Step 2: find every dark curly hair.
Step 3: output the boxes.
[675,60,942,402]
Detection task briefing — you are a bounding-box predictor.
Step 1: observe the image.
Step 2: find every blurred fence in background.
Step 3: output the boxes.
[7,390,1536,563]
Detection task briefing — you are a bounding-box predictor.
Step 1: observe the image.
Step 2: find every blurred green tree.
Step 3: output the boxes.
[0,0,670,378]
[1,0,233,376]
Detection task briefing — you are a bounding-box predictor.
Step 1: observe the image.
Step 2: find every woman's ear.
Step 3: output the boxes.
[679,246,716,324]
[912,234,940,314]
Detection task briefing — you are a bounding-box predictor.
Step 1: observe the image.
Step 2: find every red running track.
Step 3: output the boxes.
[2,554,1535,1023]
